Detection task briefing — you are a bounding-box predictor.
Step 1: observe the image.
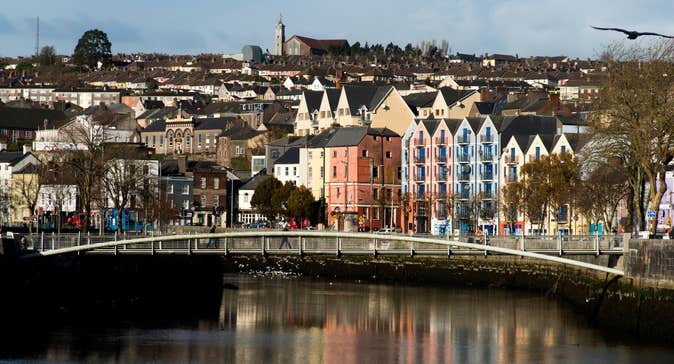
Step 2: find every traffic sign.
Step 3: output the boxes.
[647,210,657,219]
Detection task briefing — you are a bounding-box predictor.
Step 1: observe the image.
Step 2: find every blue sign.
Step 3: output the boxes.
[647,210,657,219]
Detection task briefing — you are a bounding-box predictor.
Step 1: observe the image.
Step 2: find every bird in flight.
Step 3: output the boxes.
[591,26,674,40]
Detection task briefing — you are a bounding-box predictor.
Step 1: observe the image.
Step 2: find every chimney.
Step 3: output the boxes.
[22,145,32,155]
[177,155,187,174]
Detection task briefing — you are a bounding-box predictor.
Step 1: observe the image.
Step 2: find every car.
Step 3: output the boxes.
[304,226,316,231]
[377,228,394,235]
[247,220,269,229]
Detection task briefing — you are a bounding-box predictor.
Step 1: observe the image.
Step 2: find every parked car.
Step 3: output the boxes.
[247,220,269,229]
[376,228,394,235]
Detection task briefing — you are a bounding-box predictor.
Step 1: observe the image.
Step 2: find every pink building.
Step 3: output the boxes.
[326,127,401,231]
[406,119,459,233]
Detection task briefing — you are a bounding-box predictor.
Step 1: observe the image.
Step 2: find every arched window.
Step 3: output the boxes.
[167,131,174,150]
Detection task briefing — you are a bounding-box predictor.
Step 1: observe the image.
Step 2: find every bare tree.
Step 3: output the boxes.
[590,41,674,234]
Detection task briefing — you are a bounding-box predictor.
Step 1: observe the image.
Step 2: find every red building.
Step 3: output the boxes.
[325,127,401,231]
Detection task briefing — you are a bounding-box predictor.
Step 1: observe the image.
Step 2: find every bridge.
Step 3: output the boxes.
[17,231,624,276]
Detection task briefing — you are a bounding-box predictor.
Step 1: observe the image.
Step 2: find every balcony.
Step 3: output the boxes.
[437,173,448,181]
[436,191,448,200]
[480,151,494,161]
[415,173,426,182]
[505,155,519,164]
[437,155,448,163]
[435,137,447,145]
[480,134,494,143]
[413,138,425,146]
[458,135,471,144]
[414,155,426,164]
[415,192,427,201]
[457,173,471,181]
[457,154,471,163]
[481,191,495,200]
[481,171,494,180]
[458,192,470,200]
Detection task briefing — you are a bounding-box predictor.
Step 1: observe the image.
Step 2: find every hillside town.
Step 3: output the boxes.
[0,17,654,238]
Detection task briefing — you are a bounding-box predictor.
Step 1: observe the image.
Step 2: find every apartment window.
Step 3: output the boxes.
[372,166,379,178]
[385,151,391,159]
[285,167,289,176]
[201,177,207,189]
[244,193,249,203]
[206,135,210,145]
[160,136,164,146]
[213,195,219,207]
[145,136,148,145]
[198,134,202,146]
[183,200,190,210]
[168,184,174,194]
[293,166,297,176]
[235,146,244,155]
[182,185,189,195]
[320,166,324,178]
[535,146,541,161]
[333,151,337,158]
[200,195,206,207]
[152,136,156,146]
[213,178,219,190]
[333,166,337,177]
[362,150,368,157]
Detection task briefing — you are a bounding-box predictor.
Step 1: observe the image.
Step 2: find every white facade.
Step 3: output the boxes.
[38,185,78,213]
[274,162,301,186]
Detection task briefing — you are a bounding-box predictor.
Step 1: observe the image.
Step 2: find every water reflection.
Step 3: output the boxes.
[6,275,674,363]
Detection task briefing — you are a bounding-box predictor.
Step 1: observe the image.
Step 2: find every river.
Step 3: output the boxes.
[1,274,673,363]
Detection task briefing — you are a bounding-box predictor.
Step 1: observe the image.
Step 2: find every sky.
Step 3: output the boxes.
[1,0,673,59]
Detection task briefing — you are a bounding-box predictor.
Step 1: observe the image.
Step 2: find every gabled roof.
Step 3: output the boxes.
[325,127,368,147]
[465,117,486,133]
[303,90,323,113]
[343,85,392,115]
[274,147,300,165]
[419,119,440,136]
[267,135,309,147]
[143,119,166,132]
[325,88,341,110]
[473,101,496,115]
[444,118,463,134]
[438,88,476,106]
[288,36,349,52]
[499,115,559,148]
[403,91,436,109]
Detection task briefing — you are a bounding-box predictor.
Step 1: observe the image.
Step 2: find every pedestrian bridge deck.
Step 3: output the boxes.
[19,231,624,276]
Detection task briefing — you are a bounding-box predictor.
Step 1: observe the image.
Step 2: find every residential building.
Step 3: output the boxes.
[52,88,122,108]
[160,159,194,226]
[215,126,266,169]
[237,172,271,225]
[273,147,300,186]
[325,127,401,231]
[190,161,228,226]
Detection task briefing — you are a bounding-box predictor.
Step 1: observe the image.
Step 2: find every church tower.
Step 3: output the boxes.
[274,14,285,56]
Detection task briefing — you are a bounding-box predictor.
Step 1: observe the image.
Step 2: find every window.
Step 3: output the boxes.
[201,177,206,189]
[160,135,164,146]
[152,136,156,146]
[183,200,190,210]
[198,134,202,146]
[320,166,324,178]
[276,166,281,176]
[206,135,210,145]
[235,146,244,155]
[385,151,391,159]
[244,193,249,203]
[168,184,174,194]
[182,185,189,195]
[372,188,378,200]
[213,195,219,207]
[333,166,337,177]
[145,136,148,145]
[271,149,279,158]
[535,146,541,161]
[213,178,219,190]
[362,150,368,157]
[372,166,378,178]
[285,167,289,176]
[333,151,337,158]
[561,145,566,154]
[293,166,297,176]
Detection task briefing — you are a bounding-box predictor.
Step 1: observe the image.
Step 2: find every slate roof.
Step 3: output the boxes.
[0,107,67,130]
[303,90,323,113]
[0,151,24,163]
[444,118,463,134]
[290,36,349,52]
[438,88,476,106]
[343,85,392,115]
[143,119,166,132]
[499,115,559,148]
[325,89,341,110]
[420,119,440,136]
[267,135,309,147]
[274,147,300,165]
[325,127,368,147]
[403,92,436,109]
[473,101,496,115]
[466,117,486,133]
[307,128,338,148]
[239,172,271,191]
[195,117,237,130]
[219,125,263,140]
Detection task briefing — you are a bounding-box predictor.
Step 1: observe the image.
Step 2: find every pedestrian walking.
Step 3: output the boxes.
[279,227,292,249]
[208,224,216,247]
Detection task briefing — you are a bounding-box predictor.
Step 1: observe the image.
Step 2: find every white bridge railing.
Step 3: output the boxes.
[20,231,624,276]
